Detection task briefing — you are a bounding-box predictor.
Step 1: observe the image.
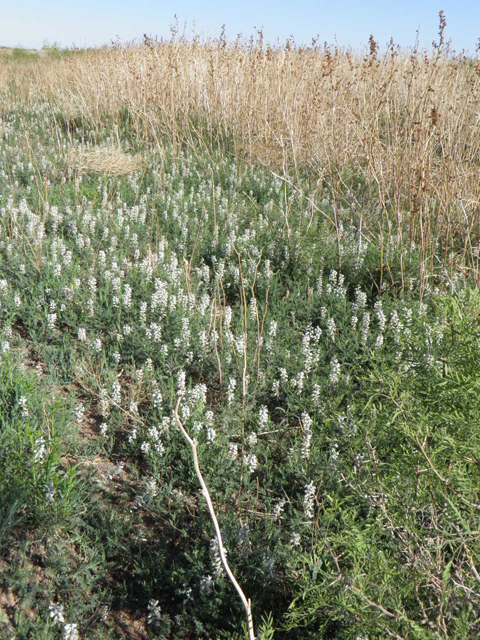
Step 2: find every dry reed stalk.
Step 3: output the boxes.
[174,396,256,640]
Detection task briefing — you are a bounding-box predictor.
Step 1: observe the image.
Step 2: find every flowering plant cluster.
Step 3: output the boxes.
[0,96,479,640]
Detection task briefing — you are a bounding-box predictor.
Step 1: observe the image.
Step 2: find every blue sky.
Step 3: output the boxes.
[2,1,479,53]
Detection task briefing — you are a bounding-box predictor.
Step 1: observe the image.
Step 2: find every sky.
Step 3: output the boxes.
[1,1,479,54]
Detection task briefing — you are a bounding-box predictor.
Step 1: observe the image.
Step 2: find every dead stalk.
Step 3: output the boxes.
[174,396,256,640]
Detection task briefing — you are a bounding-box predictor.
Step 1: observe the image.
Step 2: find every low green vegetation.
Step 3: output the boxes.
[0,104,479,639]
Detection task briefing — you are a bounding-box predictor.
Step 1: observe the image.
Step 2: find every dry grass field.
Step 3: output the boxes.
[2,17,480,293]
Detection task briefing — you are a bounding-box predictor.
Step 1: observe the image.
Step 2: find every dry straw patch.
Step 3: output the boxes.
[69,145,145,176]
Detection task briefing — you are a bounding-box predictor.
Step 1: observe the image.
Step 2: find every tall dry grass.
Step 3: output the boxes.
[2,15,480,288]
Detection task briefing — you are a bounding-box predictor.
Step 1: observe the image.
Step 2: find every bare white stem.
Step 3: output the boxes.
[174,395,256,640]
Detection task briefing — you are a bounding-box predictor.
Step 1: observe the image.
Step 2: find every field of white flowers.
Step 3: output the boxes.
[0,86,480,639]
